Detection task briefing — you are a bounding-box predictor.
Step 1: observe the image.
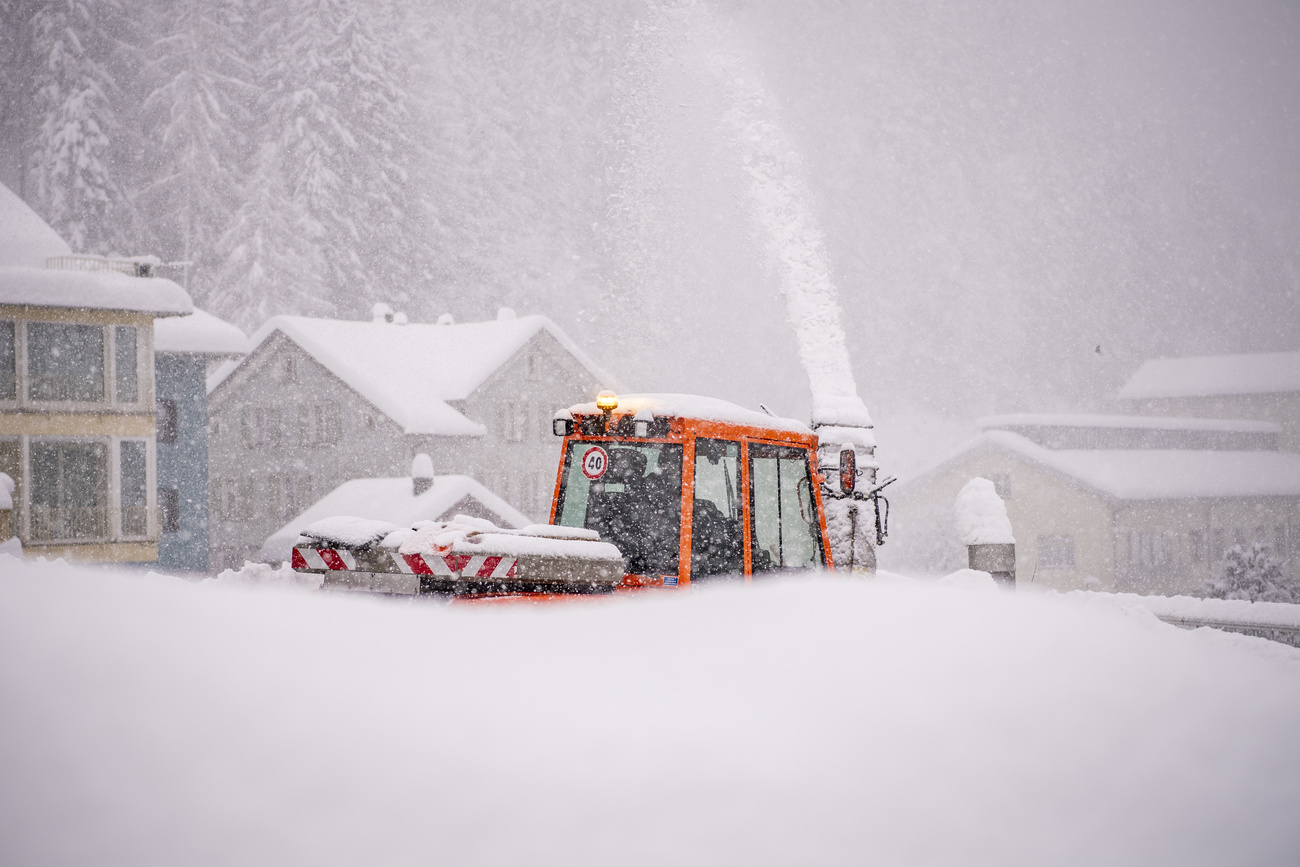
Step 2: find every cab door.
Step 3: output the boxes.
[747,442,825,573]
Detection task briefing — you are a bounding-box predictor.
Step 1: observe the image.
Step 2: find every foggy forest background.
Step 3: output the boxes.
[2,0,1298,470]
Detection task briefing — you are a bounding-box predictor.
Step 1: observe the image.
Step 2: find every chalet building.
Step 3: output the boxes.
[884,414,1300,596]
[153,309,248,572]
[1118,350,1300,452]
[0,182,192,562]
[206,309,612,569]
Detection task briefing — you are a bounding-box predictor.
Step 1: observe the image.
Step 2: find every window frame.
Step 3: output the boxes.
[26,435,112,544]
[113,435,154,540]
[747,440,826,573]
[0,315,151,413]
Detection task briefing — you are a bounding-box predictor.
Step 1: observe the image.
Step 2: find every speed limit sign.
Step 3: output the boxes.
[581,446,609,480]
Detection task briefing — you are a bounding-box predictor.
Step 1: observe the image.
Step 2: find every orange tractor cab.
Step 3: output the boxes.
[289,392,884,599]
[550,392,833,588]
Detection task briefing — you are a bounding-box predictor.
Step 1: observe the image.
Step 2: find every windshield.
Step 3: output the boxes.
[556,441,683,577]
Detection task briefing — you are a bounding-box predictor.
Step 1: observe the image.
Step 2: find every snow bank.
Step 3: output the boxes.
[1069,590,1300,630]
[209,560,323,590]
[955,477,1015,544]
[3,558,1300,865]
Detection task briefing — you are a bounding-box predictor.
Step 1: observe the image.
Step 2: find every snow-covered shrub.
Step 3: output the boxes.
[1204,543,1299,603]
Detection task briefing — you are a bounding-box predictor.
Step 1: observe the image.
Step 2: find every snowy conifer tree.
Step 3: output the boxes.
[1205,543,1300,604]
[23,0,138,253]
[138,0,252,299]
[214,0,424,322]
[214,142,330,330]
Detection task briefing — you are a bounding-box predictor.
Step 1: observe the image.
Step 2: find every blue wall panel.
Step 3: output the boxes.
[155,354,210,572]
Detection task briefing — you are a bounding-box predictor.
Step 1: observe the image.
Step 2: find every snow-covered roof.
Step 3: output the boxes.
[209,313,612,436]
[0,266,192,316]
[908,430,1300,500]
[1118,350,1300,399]
[977,413,1280,433]
[154,308,248,357]
[260,474,531,563]
[0,182,71,268]
[567,392,812,435]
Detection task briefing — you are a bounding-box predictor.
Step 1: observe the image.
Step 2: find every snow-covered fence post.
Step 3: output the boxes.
[955,478,1016,588]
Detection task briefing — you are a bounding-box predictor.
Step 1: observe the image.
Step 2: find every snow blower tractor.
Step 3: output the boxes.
[290,392,892,599]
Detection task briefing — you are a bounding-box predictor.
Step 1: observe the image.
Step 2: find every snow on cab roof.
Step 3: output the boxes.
[0,181,71,268]
[260,474,530,563]
[1118,350,1300,399]
[978,413,1282,434]
[907,430,1300,500]
[566,392,812,435]
[210,313,613,436]
[154,308,248,357]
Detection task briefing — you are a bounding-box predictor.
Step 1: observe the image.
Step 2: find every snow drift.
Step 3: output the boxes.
[1,557,1298,866]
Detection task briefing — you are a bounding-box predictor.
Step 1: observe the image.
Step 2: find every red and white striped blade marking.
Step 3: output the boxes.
[392,551,517,579]
[291,547,356,571]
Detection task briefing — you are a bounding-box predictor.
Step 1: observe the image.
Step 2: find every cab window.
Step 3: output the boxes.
[749,443,823,572]
[691,439,743,579]
[556,441,683,577]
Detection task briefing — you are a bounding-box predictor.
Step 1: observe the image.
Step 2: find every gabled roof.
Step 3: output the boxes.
[906,430,1300,501]
[209,313,613,436]
[259,474,531,562]
[155,309,248,357]
[0,182,70,268]
[1118,350,1300,399]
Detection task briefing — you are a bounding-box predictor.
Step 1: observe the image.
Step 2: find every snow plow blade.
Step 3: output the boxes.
[290,515,624,598]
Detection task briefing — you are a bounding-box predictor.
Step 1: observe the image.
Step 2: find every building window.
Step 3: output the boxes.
[30,440,108,540]
[156,399,178,444]
[1039,534,1075,569]
[159,487,180,533]
[281,354,297,383]
[1189,530,1204,563]
[114,326,138,403]
[119,440,148,537]
[0,321,15,400]
[501,401,528,442]
[27,322,104,403]
[525,351,542,380]
[241,406,282,448]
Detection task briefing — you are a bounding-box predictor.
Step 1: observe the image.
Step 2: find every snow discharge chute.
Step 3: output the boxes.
[680,0,889,570]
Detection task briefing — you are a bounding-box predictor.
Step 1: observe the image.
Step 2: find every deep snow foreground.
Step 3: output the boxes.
[2,560,1299,866]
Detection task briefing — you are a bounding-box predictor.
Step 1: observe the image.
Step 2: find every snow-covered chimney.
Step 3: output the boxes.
[436,313,455,326]
[497,307,517,320]
[393,311,409,325]
[412,453,434,495]
[372,302,395,324]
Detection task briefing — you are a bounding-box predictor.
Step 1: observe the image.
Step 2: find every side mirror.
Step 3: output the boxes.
[552,417,573,437]
[839,447,856,495]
